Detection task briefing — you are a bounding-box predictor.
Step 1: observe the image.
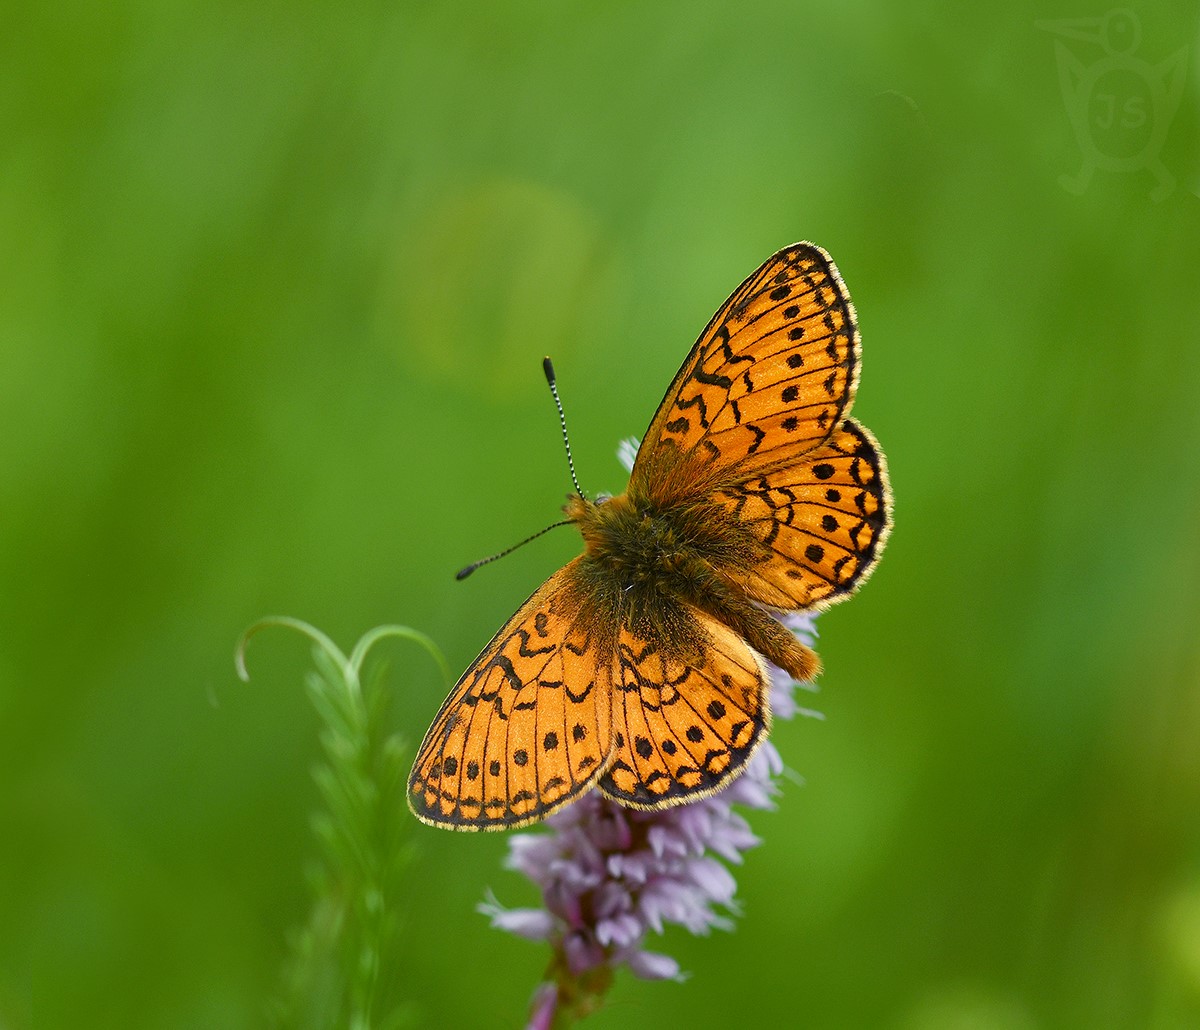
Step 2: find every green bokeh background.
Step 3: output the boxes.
[3,3,1199,1027]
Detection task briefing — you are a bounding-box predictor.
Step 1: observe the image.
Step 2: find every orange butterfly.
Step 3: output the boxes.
[409,243,891,830]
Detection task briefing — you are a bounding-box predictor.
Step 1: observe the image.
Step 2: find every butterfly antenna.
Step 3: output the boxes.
[455,520,573,580]
[543,357,587,500]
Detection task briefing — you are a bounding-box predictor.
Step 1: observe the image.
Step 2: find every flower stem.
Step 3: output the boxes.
[531,960,614,1030]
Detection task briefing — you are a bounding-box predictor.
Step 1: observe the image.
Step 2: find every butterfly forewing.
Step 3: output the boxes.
[408,562,613,830]
[713,418,891,611]
[598,611,768,808]
[631,244,859,500]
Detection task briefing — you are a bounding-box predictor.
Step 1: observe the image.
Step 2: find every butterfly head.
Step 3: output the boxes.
[563,490,623,554]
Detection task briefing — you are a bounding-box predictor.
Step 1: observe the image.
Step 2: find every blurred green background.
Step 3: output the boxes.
[3,2,1199,1027]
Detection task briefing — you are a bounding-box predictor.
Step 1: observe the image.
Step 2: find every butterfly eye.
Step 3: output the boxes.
[595,492,613,505]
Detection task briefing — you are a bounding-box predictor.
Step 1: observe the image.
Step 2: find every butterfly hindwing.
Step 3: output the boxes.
[712,417,892,611]
[631,243,859,502]
[407,561,614,830]
[598,609,769,808]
